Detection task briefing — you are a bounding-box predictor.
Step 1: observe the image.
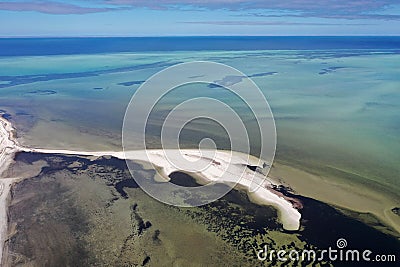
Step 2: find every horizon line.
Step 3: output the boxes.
[1,34,400,38]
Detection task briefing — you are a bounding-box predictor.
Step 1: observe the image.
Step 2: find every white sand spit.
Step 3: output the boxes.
[0,117,301,264]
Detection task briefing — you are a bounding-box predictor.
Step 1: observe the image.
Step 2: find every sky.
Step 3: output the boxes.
[0,0,400,36]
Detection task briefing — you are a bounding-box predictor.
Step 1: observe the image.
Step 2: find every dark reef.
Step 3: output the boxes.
[319,66,346,75]
[25,90,57,96]
[118,80,145,86]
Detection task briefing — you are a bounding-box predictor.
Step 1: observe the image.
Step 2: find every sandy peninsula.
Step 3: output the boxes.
[0,116,302,264]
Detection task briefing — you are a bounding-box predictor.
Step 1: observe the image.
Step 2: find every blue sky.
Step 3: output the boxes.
[0,0,400,36]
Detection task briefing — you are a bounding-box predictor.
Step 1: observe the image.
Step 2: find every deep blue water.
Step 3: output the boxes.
[0,36,400,56]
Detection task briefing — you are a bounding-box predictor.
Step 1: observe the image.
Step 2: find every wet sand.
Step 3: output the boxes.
[270,161,400,235]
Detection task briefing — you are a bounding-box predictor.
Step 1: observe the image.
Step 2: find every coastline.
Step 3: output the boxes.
[0,116,302,264]
[0,178,18,265]
[23,148,302,231]
[2,114,399,264]
[0,116,21,264]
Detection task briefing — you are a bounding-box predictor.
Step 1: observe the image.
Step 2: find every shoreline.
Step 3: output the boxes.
[0,116,302,264]
[270,161,400,235]
[2,115,399,264]
[0,116,21,264]
[24,148,302,231]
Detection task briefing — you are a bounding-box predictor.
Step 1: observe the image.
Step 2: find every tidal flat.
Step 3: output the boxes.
[2,152,399,266]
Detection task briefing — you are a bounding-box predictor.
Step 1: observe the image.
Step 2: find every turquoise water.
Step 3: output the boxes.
[0,49,399,193]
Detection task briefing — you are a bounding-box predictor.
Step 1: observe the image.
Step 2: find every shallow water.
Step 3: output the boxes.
[0,41,399,196]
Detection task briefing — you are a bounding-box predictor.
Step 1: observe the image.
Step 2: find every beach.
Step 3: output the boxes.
[0,178,17,264]
[6,118,302,226]
[0,116,304,264]
[0,117,19,264]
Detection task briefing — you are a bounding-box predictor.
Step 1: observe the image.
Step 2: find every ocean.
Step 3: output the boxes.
[0,36,399,195]
[1,36,400,56]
